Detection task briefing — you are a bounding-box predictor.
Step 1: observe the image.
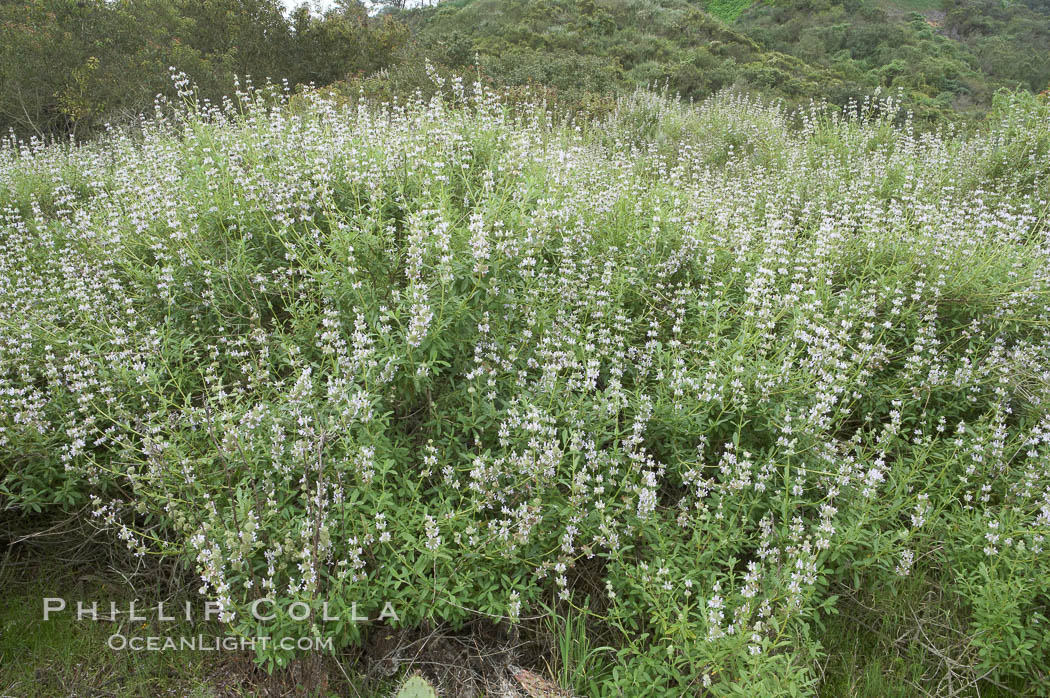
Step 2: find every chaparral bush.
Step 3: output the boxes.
[2,75,1050,694]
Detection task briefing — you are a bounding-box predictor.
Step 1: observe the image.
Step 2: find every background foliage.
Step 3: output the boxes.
[3,0,1050,140]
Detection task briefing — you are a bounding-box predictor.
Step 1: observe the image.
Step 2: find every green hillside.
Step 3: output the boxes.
[3,0,1048,140]
[406,0,840,106]
[396,0,1050,123]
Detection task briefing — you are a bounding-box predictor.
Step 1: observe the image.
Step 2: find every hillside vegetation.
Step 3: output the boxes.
[406,0,1050,123]
[3,77,1050,694]
[4,0,1050,141]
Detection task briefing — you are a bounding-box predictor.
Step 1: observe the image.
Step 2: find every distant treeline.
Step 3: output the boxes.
[0,0,408,139]
[3,0,1050,140]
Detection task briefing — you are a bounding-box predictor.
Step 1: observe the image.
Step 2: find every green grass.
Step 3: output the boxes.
[0,544,383,697]
[0,563,221,696]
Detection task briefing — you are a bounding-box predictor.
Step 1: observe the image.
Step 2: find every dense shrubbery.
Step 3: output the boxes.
[740,0,1050,122]
[6,0,1050,142]
[346,0,1050,130]
[0,0,408,139]
[2,77,1050,693]
[409,0,1050,125]
[409,0,849,116]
